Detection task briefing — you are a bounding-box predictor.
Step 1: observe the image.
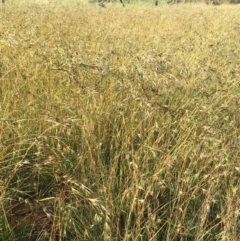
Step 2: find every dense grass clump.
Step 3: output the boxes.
[0,3,240,241]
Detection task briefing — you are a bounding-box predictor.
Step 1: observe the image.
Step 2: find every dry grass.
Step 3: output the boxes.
[0,3,240,241]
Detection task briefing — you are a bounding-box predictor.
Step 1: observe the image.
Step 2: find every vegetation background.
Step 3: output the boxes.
[3,0,240,5]
[0,1,240,240]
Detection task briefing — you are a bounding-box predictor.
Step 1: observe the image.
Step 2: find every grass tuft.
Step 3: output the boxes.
[1,3,240,241]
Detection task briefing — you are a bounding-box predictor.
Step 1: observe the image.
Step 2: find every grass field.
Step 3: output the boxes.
[0,2,240,241]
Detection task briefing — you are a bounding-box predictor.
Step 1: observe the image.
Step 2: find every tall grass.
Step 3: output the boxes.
[0,3,240,241]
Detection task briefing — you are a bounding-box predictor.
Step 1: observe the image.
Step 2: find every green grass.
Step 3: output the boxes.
[0,3,240,241]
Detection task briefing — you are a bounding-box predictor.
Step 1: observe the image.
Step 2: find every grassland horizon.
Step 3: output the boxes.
[0,3,240,241]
